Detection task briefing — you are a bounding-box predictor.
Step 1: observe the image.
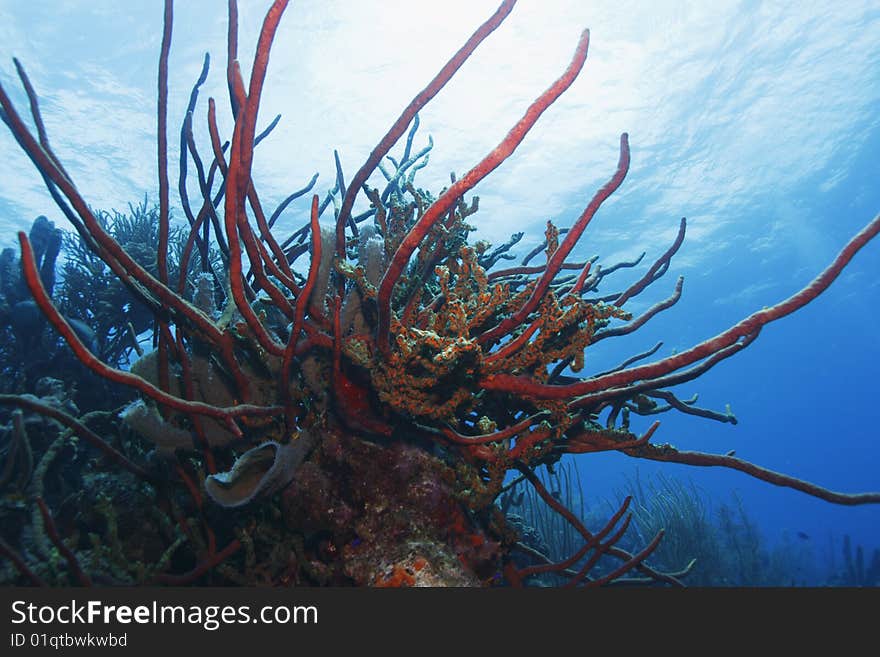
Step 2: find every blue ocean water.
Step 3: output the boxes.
[0,0,877,583]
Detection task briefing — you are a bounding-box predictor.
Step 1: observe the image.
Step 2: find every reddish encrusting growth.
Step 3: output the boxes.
[0,0,878,586]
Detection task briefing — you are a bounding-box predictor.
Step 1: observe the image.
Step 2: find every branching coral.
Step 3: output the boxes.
[0,0,878,586]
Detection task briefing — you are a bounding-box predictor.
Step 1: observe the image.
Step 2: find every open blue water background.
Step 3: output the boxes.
[1,1,877,580]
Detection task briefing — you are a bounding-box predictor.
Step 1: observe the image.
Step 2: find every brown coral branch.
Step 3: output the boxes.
[156,0,173,289]
[177,53,212,268]
[643,390,736,424]
[11,58,72,185]
[155,0,174,397]
[593,275,683,342]
[592,341,664,378]
[630,445,880,505]
[614,217,686,307]
[267,173,319,230]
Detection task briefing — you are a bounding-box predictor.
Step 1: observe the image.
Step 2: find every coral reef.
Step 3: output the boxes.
[0,208,173,412]
[56,200,218,371]
[0,216,75,391]
[0,0,878,586]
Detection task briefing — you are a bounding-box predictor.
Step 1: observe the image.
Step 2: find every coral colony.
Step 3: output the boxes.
[0,0,878,586]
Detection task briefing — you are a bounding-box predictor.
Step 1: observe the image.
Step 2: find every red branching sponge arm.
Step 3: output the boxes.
[376,28,593,359]
[223,113,285,355]
[477,132,631,346]
[226,0,241,117]
[0,71,234,355]
[18,232,282,426]
[238,0,289,184]
[10,58,71,183]
[334,0,518,263]
[280,194,321,426]
[220,2,291,356]
[481,211,880,399]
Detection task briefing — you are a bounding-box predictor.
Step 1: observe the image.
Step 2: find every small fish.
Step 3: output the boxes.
[796,531,810,541]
